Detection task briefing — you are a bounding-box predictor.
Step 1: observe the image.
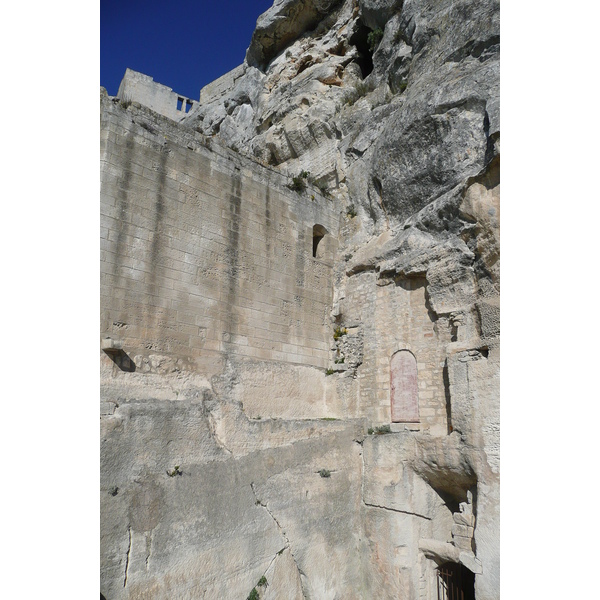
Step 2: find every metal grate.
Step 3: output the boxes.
[437,562,475,600]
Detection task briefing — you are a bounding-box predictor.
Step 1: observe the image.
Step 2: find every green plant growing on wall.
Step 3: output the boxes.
[325,368,335,376]
[368,28,384,53]
[167,465,182,477]
[375,425,392,435]
[319,469,331,478]
[247,588,259,600]
[257,576,268,587]
[347,204,357,218]
[333,326,348,340]
[288,170,310,193]
[289,176,306,192]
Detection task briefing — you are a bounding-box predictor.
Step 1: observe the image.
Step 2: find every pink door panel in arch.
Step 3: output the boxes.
[390,350,419,423]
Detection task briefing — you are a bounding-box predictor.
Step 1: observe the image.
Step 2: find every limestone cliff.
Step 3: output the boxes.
[101,1,499,599]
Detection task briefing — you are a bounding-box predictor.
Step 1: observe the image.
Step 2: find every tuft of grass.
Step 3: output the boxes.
[247,588,259,600]
[319,469,331,478]
[257,576,268,587]
[167,465,182,477]
[333,326,348,340]
[347,204,357,218]
[367,425,392,435]
[325,368,335,376]
[374,425,392,435]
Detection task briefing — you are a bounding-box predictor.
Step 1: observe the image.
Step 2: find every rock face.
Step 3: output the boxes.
[101,0,499,598]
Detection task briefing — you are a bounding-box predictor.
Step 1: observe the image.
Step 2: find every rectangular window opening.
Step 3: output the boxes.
[185,100,193,113]
[177,97,184,111]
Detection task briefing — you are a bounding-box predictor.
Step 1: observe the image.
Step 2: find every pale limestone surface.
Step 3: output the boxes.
[101,0,500,598]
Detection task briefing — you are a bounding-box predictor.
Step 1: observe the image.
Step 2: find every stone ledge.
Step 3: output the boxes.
[390,422,422,433]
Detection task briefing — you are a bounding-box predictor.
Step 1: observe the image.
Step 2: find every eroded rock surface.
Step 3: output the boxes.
[101,0,499,598]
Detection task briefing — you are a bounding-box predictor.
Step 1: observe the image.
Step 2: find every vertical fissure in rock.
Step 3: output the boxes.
[123,526,132,588]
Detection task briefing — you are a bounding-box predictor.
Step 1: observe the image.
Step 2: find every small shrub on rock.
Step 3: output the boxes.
[367,28,384,53]
[167,465,182,477]
[288,170,310,193]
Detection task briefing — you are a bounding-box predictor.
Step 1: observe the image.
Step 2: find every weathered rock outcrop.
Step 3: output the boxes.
[101,0,499,598]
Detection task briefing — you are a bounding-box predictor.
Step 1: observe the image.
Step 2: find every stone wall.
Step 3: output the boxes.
[101,91,339,376]
[199,64,245,105]
[335,271,452,433]
[117,68,197,121]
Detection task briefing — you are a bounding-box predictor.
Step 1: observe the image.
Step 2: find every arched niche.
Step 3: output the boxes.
[390,350,419,423]
[312,224,328,259]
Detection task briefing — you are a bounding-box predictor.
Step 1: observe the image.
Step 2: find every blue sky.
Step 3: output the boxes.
[101,0,274,99]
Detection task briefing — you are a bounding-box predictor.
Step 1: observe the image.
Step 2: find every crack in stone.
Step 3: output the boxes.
[123,525,132,588]
[250,482,309,599]
[145,531,153,570]
[360,444,431,520]
[362,500,431,520]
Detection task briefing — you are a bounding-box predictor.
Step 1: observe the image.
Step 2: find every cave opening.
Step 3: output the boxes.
[349,20,375,78]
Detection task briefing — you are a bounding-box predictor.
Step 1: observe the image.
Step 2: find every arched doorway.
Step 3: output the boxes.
[390,350,419,422]
[437,562,475,600]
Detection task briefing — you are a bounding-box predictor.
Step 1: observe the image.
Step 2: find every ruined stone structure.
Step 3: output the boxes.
[101,1,499,598]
